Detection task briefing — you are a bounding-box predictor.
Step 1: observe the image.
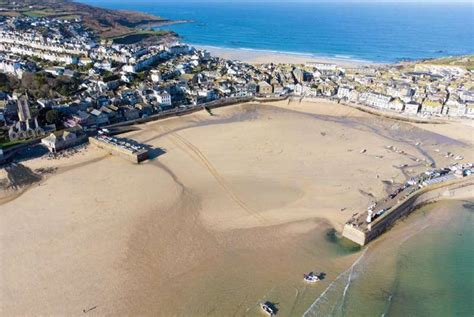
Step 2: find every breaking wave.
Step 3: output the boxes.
[303,248,368,317]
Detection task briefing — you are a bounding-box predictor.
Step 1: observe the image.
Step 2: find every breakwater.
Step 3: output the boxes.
[89,136,149,163]
[343,176,474,246]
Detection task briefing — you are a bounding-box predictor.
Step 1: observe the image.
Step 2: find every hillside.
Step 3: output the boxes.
[0,0,178,39]
[421,55,474,71]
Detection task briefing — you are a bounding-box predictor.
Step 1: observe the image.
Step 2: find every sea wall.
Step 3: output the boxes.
[0,138,42,166]
[302,96,441,124]
[343,177,474,246]
[104,96,254,129]
[254,95,289,102]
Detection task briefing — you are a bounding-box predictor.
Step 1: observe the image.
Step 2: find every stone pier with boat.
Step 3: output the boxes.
[342,165,474,246]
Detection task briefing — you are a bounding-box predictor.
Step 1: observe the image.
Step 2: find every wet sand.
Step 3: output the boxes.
[193,45,374,66]
[1,100,473,316]
[307,200,474,317]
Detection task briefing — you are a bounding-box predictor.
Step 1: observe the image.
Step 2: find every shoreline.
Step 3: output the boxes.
[309,199,473,316]
[1,99,473,315]
[343,176,474,245]
[192,44,472,68]
[192,44,377,66]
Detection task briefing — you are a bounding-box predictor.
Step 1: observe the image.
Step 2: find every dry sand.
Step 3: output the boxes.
[193,45,374,66]
[1,100,473,316]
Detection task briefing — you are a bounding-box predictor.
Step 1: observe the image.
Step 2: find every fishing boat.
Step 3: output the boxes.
[303,272,320,283]
[260,303,275,316]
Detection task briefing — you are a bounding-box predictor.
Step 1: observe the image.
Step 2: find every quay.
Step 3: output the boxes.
[342,164,474,246]
[102,95,287,130]
[89,135,149,163]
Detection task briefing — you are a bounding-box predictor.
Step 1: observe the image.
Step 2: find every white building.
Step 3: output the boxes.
[122,51,162,73]
[41,130,86,153]
[348,90,360,102]
[404,101,421,115]
[386,85,414,99]
[421,101,444,116]
[306,62,337,71]
[445,97,465,117]
[460,91,474,103]
[0,32,89,56]
[337,87,352,99]
[360,92,392,109]
[0,57,26,78]
[155,91,172,106]
[168,44,193,55]
[8,46,78,64]
[447,103,466,117]
[151,70,161,83]
[465,104,474,118]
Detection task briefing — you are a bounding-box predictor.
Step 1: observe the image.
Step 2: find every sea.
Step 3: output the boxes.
[306,200,474,317]
[80,0,474,63]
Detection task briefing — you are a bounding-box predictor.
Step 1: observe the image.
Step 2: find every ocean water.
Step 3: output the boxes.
[80,0,474,62]
[305,200,474,317]
[383,201,474,316]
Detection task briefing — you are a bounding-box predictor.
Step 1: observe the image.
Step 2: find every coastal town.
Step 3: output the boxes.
[1,2,474,316]
[0,14,473,163]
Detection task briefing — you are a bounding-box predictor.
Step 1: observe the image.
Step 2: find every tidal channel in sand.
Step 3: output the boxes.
[1,100,473,316]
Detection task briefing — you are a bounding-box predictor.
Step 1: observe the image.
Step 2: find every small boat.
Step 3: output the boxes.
[303,272,320,283]
[260,303,275,316]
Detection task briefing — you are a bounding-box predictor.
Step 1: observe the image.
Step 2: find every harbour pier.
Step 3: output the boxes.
[342,165,474,246]
[89,135,149,163]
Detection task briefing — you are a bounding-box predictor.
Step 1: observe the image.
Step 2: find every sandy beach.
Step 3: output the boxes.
[1,99,473,316]
[193,45,375,66]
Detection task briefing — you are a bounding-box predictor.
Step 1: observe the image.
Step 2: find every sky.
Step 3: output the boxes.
[94,0,474,2]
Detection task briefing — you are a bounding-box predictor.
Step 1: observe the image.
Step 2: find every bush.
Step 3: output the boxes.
[0,73,20,93]
[45,109,61,125]
[20,72,79,98]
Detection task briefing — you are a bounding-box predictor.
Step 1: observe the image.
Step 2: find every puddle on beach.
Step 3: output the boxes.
[325,228,362,255]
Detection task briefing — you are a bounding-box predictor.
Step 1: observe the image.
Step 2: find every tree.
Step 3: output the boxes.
[45,109,60,125]
[0,73,19,93]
